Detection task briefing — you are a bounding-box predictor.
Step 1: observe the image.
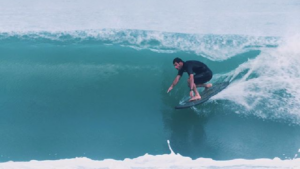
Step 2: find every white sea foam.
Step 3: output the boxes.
[213,34,300,124]
[0,154,299,169]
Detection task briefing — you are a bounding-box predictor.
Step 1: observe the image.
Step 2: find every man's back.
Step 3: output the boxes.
[178,60,211,76]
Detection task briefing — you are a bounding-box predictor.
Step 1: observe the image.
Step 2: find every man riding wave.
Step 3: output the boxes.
[167,57,213,101]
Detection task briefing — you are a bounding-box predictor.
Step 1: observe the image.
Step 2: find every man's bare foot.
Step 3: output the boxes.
[205,83,212,90]
[189,95,201,101]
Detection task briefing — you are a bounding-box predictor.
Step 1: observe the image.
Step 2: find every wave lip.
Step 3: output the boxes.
[0,29,281,61]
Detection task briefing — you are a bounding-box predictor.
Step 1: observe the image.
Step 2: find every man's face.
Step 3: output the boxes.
[174,62,183,70]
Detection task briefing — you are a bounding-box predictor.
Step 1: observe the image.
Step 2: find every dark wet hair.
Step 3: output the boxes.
[173,57,183,64]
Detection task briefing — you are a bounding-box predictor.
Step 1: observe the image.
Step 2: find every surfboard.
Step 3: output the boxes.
[175,81,230,109]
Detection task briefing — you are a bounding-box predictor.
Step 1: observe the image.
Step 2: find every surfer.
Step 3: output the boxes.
[167,57,213,101]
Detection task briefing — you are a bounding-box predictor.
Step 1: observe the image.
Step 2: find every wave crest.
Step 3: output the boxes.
[0,29,280,61]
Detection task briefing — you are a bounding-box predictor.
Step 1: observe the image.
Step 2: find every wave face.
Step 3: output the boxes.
[0,30,300,164]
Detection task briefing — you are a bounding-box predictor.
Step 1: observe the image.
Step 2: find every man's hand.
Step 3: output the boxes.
[167,86,173,93]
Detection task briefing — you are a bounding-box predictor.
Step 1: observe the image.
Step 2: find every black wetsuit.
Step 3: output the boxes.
[177,60,213,84]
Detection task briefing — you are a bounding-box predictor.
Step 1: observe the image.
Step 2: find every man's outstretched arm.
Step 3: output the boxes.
[167,75,181,93]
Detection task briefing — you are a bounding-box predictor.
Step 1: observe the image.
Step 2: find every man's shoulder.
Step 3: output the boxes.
[185,60,202,65]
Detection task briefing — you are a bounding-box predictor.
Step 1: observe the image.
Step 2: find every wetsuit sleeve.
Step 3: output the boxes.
[177,68,184,76]
[186,65,193,75]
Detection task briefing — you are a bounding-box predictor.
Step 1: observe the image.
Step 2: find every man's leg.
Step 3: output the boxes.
[196,83,212,90]
[194,71,213,90]
[188,79,201,101]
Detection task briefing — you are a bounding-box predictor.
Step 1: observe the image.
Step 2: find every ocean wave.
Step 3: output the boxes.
[0,29,281,61]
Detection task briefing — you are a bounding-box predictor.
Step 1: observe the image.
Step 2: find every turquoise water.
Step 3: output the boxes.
[1,31,300,163]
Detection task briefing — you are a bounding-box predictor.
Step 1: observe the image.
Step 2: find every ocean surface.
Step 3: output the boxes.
[1,0,300,168]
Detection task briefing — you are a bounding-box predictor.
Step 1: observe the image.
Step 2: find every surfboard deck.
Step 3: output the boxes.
[175,81,230,109]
